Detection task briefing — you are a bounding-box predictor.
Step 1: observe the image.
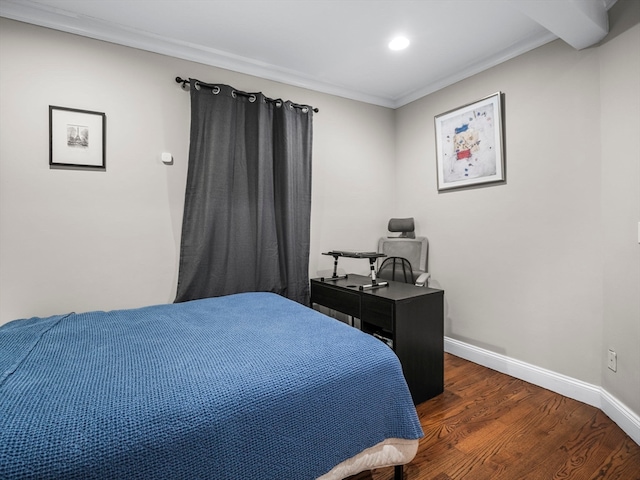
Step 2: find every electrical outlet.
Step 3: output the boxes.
[607,349,617,372]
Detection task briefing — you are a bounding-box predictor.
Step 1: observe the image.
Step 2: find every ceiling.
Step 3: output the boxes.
[0,0,617,108]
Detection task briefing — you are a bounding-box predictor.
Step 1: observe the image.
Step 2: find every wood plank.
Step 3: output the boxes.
[350,354,640,480]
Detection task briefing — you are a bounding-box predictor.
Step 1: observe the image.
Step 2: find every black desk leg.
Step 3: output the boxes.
[394,465,403,480]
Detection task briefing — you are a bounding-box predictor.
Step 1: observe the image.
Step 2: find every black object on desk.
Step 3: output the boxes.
[321,251,388,289]
[311,274,444,405]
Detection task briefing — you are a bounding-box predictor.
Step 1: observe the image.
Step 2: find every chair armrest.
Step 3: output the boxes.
[415,272,430,287]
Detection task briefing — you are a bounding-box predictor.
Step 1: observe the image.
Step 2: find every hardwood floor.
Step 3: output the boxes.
[351,353,640,480]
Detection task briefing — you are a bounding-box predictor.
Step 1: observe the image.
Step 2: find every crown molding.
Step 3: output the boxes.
[0,0,597,109]
[0,0,396,107]
[394,29,557,107]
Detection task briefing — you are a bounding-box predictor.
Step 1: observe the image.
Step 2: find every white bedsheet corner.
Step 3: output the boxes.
[317,437,419,480]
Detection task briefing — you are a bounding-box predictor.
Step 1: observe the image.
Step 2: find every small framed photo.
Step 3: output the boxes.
[49,106,106,170]
[434,92,504,191]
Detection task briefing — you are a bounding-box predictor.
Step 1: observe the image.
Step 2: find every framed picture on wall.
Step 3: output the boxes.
[49,106,106,170]
[434,92,504,191]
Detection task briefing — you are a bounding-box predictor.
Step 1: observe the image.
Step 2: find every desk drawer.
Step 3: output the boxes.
[311,283,360,318]
[361,296,394,331]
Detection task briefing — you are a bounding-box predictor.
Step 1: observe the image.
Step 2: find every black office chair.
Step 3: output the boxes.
[377,256,415,284]
[377,218,430,287]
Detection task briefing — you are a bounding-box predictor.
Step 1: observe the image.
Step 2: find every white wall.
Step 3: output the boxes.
[0,18,395,324]
[599,0,640,420]
[397,39,603,384]
[395,0,639,416]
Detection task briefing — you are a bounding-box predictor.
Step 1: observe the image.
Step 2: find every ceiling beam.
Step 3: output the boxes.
[511,0,611,50]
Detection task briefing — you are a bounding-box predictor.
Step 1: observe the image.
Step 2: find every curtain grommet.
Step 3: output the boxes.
[194,81,201,91]
[232,91,237,99]
[249,94,256,103]
[212,86,220,95]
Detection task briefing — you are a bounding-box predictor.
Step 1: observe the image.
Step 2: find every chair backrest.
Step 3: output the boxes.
[377,257,414,284]
[378,236,428,275]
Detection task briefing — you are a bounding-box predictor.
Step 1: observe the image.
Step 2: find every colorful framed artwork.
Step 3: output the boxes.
[49,106,106,170]
[434,92,504,191]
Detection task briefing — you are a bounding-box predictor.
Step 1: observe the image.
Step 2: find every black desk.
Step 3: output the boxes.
[310,274,444,405]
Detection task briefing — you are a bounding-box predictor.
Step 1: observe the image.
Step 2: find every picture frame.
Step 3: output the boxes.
[434,92,504,191]
[49,106,106,170]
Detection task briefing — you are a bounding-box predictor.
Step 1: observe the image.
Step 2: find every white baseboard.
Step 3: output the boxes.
[600,389,640,446]
[444,336,640,446]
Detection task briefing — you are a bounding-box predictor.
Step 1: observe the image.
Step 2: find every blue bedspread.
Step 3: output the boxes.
[0,292,422,479]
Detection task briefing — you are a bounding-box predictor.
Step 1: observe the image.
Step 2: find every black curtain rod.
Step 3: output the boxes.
[175,77,319,113]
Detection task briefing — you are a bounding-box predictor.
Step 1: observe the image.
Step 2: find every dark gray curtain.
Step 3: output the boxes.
[175,81,313,305]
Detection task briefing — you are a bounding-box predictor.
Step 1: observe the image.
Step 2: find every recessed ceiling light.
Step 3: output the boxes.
[389,36,410,51]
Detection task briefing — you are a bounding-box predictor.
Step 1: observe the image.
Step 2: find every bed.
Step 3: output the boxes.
[0,292,422,479]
